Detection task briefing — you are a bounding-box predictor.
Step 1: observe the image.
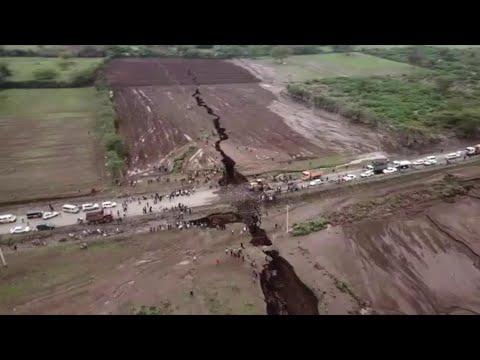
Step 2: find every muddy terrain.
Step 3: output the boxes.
[264,166,480,314]
[107,58,387,177]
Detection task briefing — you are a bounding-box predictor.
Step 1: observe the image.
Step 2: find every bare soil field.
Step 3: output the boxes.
[107,59,384,176]
[0,225,265,315]
[0,88,104,204]
[106,58,260,88]
[263,165,480,314]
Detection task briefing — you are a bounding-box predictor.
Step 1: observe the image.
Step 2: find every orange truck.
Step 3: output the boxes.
[302,170,322,181]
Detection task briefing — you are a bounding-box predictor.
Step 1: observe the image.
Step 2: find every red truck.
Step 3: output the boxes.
[85,209,113,225]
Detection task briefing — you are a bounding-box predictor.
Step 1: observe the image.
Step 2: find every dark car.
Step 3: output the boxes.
[27,211,43,219]
[36,223,55,231]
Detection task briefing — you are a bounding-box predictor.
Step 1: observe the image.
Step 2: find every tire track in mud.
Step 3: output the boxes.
[188,69,319,315]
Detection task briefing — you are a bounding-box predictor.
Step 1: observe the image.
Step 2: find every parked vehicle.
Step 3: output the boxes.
[82,203,100,212]
[309,179,322,186]
[26,211,43,219]
[85,209,113,225]
[424,159,437,166]
[413,159,425,166]
[10,226,30,234]
[102,201,117,209]
[42,211,59,220]
[396,160,412,170]
[0,214,16,224]
[445,152,461,160]
[425,156,436,161]
[249,179,268,192]
[383,167,398,174]
[360,170,374,178]
[342,174,357,182]
[372,158,388,174]
[62,204,80,214]
[37,223,55,231]
[302,170,322,181]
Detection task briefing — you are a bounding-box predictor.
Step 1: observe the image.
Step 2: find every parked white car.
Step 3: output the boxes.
[82,203,100,212]
[0,214,17,224]
[383,167,398,174]
[424,159,437,166]
[10,226,30,234]
[360,170,374,178]
[102,201,117,209]
[413,159,425,166]
[42,211,59,220]
[62,204,80,214]
[425,156,436,161]
[366,165,374,171]
[445,151,462,160]
[342,174,357,182]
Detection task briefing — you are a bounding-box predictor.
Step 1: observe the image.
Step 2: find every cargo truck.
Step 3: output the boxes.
[302,170,322,181]
[85,209,113,225]
[372,158,389,174]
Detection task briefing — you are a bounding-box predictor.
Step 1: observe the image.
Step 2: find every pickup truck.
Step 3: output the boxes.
[85,210,113,225]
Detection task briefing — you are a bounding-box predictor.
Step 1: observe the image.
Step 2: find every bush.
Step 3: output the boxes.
[291,218,329,236]
[104,133,125,157]
[32,68,58,81]
[106,151,124,178]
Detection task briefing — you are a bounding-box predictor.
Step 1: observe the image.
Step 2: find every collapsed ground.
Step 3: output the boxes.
[2,161,480,314]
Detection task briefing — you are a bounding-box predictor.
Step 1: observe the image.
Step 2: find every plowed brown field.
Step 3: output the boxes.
[106,59,327,175]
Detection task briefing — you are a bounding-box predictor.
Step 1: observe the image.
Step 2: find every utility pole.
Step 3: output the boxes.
[286,205,290,234]
[0,247,7,267]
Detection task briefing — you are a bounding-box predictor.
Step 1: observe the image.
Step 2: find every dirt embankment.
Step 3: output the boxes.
[281,171,480,314]
[189,70,319,315]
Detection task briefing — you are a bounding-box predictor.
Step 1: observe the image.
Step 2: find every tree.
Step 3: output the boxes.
[33,68,58,80]
[407,46,425,66]
[434,76,454,94]
[104,133,125,157]
[106,151,124,178]
[0,62,12,82]
[270,46,292,64]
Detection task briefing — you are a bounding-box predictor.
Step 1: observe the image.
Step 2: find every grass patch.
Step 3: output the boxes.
[291,218,329,236]
[0,88,104,203]
[0,57,103,83]
[250,52,414,82]
[172,146,198,174]
[287,46,480,139]
[131,301,174,315]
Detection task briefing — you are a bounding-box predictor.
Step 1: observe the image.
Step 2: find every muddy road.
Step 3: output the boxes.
[189,70,319,315]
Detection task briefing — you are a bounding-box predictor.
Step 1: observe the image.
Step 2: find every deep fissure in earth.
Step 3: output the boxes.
[189,70,319,315]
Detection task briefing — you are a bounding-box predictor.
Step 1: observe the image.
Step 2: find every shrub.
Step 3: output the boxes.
[104,133,125,157]
[33,68,58,81]
[291,218,329,236]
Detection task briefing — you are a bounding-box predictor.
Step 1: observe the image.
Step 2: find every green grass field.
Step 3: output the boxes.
[250,52,415,82]
[0,57,103,82]
[0,88,104,203]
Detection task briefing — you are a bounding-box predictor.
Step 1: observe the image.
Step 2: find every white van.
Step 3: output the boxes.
[0,214,17,224]
[62,204,80,214]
